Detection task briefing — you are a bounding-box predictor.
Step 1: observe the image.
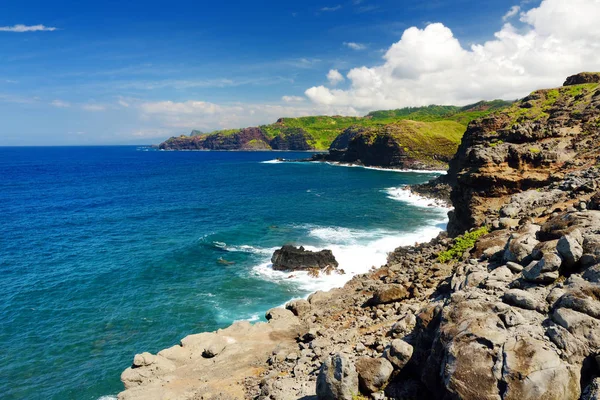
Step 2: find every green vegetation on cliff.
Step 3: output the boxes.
[159,101,512,152]
[438,227,489,262]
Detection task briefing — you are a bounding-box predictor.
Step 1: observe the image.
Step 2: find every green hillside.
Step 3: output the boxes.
[159,100,513,151]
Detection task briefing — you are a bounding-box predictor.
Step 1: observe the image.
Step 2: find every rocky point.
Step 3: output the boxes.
[118,73,600,400]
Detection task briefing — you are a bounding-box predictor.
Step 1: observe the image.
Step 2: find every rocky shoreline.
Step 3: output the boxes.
[118,73,600,400]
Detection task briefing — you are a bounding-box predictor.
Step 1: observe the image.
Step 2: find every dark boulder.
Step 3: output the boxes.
[563,72,600,86]
[271,245,339,272]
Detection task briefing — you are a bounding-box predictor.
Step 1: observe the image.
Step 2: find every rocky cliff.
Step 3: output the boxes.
[118,74,600,400]
[446,74,600,236]
[159,127,316,151]
[313,119,463,170]
[157,102,509,152]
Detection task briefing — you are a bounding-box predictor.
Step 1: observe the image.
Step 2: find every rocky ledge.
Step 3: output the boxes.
[118,73,600,400]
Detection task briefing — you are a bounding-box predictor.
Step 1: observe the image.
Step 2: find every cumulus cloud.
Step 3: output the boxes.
[344,42,367,50]
[305,0,600,112]
[503,5,521,21]
[282,95,305,103]
[137,99,359,133]
[327,69,345,86]
[0,24,57,32]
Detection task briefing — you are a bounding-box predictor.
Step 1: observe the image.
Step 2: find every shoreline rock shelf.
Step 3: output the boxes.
[118,73,600,400]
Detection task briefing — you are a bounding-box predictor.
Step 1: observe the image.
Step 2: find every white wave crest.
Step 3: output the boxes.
[384,186,451,211]
[324,161,447,174]
[225,244,276,255]
[97,396,117,400]
[260,159,282,164]
[251,223,445,293]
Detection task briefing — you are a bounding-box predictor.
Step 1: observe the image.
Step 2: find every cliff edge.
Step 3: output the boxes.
[118,73,600,400]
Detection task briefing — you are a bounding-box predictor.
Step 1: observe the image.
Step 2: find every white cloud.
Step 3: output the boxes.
[117,98,130,108]
[304,0,600,112]
[503,5,521,21]
[82,104,106,112]
[327,69,345,86]
[51,99,70,108]
[321,5,342,11]
[344,42,367,50]
[136,99,359,133]
[282,95,306,103]
[0,24,57,32]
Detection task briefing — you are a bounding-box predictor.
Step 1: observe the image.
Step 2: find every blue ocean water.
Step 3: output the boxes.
[0,146,447,399]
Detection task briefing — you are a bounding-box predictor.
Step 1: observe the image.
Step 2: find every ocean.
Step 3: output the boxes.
[0,146,447,399]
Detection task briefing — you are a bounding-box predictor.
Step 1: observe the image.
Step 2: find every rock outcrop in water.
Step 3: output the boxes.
[271,245,339,274]
[118,73,600,400]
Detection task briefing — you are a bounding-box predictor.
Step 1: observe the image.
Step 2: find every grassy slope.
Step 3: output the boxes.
[355,119,467,167]
[503,83,599,124]
[163,101,513,150]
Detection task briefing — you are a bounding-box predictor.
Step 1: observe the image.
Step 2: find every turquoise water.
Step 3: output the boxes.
[0,147,446,399]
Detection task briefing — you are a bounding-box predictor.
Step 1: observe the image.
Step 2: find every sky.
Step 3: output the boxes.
[1,0,599,145]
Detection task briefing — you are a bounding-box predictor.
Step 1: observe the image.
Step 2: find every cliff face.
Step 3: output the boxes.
[157,102,510,152]
[447,74,600,236]
[159,127,315,151]
[316,120,463,170]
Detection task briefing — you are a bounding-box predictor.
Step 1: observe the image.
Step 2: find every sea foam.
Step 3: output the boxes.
[250,185,449,294]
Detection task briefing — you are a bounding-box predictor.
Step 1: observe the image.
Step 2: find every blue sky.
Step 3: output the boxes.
[1,0,598,145]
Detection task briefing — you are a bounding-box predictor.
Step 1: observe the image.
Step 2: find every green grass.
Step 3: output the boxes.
[438,227,489,262]
[168,101,512,151]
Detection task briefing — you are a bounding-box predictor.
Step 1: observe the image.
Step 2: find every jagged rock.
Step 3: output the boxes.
[436,296,507,400]
[371,284,409,305]
[582,378,600,400]
[552,307,600,349]
[503,224,540,263]
[203,340,226,358]
[390,314,416,337]
[286,299,311,317]
[383,339,413,370]
[506,261,524,273]
[132,352,158,368]
[522,253,562,284]
[564,72,600,86]
[501,336,581,400]
[583,264,600,282]
[531,239,559,260]
[265,307,296,321]
[472,229,511,260]
[121,353,177,388]
[556,276,600,319]
[355,357,394,394]
[271,245,338,272]
[557,229,584,268]
[502,289,548,312]
[316,353,359,400]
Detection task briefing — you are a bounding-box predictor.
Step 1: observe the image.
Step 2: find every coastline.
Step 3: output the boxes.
[263,158,449,175]
[116,180,449,400]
